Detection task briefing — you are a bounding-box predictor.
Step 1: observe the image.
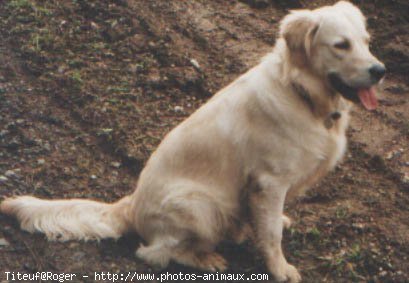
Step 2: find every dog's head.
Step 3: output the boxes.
[280,1,385,110]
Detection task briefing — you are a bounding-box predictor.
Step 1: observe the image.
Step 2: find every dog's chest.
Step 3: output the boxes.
[256,118,348,188]
[297,127,346,184]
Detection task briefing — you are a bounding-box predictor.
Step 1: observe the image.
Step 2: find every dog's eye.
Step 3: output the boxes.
[333,40,350,50]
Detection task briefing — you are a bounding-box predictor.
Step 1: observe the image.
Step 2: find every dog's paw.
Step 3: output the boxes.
[135,244,169,269]
[269,260,301,283]
[198,252,228,272]
[282,214,292,229]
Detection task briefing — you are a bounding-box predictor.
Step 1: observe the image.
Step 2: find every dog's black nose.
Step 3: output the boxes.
[369,64,386,82]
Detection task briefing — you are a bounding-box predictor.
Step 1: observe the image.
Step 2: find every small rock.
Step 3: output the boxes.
[352,223,364,230]
[379,271,387,277]
[37,159,45,165]
[90,175,97,180]
[4,170,18,178]
[0,176,8,182]
[99,128,113,135]
[44,142,51,151]
[57,65,67,74]
[0,238,9,247]
[190,59,200,70]
[174,106,184,113]
[403,173,409,184]
[90,21,99,30]
[110,162,121,168]
[385,151,395,160]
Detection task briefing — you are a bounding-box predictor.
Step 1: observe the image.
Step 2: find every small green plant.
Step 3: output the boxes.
[348,243,362,262]
[71,71,83,85]
[7,0,32,9]
[34,5,52,17]
[28,29,53,52]
[335,206,349,219]
[307,226,321,240]
[107,80,131,94]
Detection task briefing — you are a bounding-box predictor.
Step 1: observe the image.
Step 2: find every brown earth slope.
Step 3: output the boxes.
[0,0,408,282]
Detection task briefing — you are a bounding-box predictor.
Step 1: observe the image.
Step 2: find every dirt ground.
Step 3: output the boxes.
[0,0,408,282]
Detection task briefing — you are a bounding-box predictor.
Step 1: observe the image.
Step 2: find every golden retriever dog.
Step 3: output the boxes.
[1,2,385,282]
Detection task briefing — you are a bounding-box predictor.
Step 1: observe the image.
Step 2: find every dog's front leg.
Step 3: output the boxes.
[250,174,301,283]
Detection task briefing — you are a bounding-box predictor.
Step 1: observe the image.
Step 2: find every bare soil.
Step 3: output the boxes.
[0,0,408,282]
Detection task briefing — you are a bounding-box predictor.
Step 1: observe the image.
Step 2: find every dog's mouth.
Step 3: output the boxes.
[328,73,378,110]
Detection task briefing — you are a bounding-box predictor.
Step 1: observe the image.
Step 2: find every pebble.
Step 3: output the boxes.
[58,65,66,74]
[110,162,121,168]
[403,173,409,184]
[90,175,97,180]
[352,223,364,230]
[4,169,19,178]
[379,271,387,277]
[0,176,8,182]
[190,59,200,70]
[0,238,9,247]
[100,128,113,134]
[385,151,394,160]
[44,142,51,151]
[90,21,99,30]
[37,158,45,165]
[174,106,184,112]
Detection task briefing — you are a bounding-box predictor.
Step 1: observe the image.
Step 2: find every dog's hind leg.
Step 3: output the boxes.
[135,186,230,272]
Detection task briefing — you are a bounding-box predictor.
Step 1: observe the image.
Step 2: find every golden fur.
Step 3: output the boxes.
[1,2,385,282]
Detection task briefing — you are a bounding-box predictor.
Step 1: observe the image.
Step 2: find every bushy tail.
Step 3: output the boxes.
[0,195,132,241]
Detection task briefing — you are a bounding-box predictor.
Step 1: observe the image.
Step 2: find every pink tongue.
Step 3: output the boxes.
[358,87,378,110]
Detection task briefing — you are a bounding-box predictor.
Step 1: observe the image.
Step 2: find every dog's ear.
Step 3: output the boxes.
[280,10,319,60]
